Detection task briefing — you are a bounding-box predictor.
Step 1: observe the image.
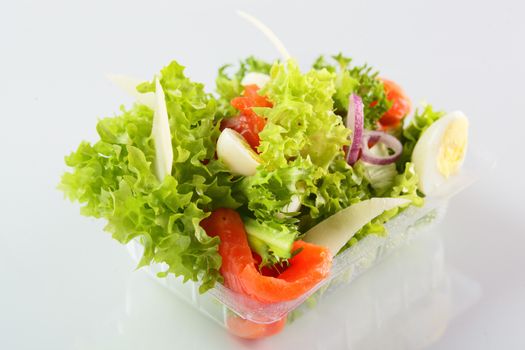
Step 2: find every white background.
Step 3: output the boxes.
[1,0,524,349]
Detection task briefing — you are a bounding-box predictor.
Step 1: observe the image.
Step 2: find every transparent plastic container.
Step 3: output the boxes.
[126,147,492,337]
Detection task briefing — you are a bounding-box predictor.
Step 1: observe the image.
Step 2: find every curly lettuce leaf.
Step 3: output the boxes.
[60,61,241,292]
[236,157,318,226]
[364,163,398,196]
[397,104,445,170]
[257,60,350,169]
[235,156,372,263]
[313,53,391,129]
[362,143,398,196]
[299,159,372,232]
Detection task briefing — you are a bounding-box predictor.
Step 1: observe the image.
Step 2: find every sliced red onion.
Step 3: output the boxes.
[361,130,403,165]
[345,93,364,165]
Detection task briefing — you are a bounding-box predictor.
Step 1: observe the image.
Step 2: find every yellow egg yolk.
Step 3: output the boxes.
[437,118,469,178]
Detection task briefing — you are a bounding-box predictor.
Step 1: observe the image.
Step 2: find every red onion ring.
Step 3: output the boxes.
[345,94,364,165]
[361,130,403,165]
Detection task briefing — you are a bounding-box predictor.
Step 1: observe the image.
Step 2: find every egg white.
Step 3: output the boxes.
[412,111,469,195]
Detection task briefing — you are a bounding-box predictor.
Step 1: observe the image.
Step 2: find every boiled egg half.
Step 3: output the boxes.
[412,111,469,195]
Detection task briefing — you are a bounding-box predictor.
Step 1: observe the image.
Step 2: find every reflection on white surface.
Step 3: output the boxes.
[73,231,481,350]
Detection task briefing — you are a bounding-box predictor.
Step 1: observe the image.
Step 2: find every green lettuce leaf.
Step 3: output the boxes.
[298,159,372,232]
[60,60,241,293]
[313,53,391,129]
[235,157,373,263]
[362,144,398,196]
[257,60,350,169]
[397,104,445,171]
[236,157,318,225]
[364,163,398,197]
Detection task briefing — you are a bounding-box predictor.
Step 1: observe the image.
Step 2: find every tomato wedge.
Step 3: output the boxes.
[220,114,266,151]
[378,78,411,129]
[201,208,331,303]
[241,84,273,108]
[221,85,272,151]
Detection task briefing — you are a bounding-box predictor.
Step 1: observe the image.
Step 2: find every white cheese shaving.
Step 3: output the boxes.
[303,198,410,256]
[107,74,156,109]
[236,10,291,61]
[151,78,173,181]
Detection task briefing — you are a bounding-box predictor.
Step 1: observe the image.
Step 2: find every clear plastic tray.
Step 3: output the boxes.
[126,147,492,335]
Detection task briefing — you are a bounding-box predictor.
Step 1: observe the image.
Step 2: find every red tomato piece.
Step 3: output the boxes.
[379,78,411,128]
[220,114,266,151]
[231,96,257,118]
[221,85,272,151]
[230,84,272,118]
[242,84,273,108]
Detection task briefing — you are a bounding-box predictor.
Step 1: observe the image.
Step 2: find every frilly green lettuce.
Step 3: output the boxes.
[60,61,240,292]
[257,60,350,169]
[398,104,445,170]
[312,53,391,129]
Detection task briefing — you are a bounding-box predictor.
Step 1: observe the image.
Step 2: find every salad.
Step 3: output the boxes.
[59,21,469,338]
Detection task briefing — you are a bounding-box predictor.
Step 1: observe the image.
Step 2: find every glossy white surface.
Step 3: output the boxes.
[1,0,524,349]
